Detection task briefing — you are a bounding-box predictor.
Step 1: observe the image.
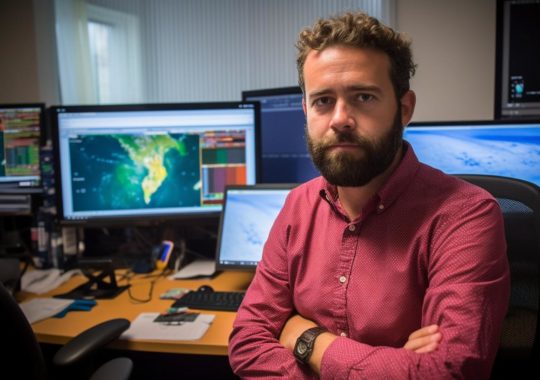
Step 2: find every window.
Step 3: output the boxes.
[55,0,142,104]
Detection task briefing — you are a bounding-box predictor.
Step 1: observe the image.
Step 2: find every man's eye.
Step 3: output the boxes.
[313,97,333,107]
[357,94,375,102]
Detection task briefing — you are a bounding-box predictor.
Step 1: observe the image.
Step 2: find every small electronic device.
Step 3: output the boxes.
[156,240,174,270]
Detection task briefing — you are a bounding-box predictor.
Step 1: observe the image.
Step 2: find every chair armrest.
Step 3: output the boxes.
[90,357,133,380]
[53,318,130,367]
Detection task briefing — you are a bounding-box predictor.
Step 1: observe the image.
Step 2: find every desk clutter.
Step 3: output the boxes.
[21,268,82,295]
[19,297,74,324]
[121,312,215,341]
[19,297,99,324]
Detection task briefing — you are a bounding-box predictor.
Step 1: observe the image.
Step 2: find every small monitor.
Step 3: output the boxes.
[0,104,44,191]
[495,0,540,118]
[404,119,540,187]
[242,87,319,183]
[50,102,260,224]
[215,184,295,271]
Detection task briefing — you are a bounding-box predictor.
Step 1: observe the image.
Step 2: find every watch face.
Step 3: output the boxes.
[294,326,326,363]
[296,341,308,356]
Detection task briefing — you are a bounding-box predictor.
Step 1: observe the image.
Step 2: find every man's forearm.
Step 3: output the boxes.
[280,315,442,376]
[279,314,337,374]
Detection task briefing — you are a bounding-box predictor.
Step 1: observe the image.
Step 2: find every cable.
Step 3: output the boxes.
[125,267,171,304]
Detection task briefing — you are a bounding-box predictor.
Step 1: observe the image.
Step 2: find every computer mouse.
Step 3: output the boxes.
[197,284,214,292]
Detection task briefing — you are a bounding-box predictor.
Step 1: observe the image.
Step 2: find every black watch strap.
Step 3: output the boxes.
[293,326,327,364]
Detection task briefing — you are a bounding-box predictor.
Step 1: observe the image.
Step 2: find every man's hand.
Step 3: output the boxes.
[403,324,442,353]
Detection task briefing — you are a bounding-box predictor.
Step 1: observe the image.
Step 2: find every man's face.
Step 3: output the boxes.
[302,45,409,187]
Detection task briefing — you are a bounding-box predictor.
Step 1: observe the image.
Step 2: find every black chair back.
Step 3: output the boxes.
[0,282,47,379]
[457,175,540,379]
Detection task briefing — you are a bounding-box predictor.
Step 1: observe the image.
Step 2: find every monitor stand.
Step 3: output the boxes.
[55,258,130,299]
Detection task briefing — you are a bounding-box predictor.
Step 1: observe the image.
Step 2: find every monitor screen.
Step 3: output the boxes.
[242,87,319,183]
[404,120,540,187]
[215,184,294,271]
[51,102,259,224]
[0,104,44,191]
[495,0,540,118]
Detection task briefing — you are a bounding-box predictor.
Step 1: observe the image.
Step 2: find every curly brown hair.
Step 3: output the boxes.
[296,11,416,99]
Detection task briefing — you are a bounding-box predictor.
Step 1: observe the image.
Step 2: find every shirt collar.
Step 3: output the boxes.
[319,141,420,218]
[377,141,420,211]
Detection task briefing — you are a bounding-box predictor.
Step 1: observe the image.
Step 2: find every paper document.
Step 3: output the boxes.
[19,298,74,324]
[21,269,82,294]
[169,259,216,279]
[120,312,215,341]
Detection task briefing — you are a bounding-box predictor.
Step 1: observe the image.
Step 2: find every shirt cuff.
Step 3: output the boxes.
[320,336,375,379]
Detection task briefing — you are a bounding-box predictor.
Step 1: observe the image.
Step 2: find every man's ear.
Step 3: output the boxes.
[400,90,416,126]
[302,97,307,116]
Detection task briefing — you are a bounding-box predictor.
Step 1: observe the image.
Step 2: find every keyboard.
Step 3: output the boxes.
[172,290,245,312]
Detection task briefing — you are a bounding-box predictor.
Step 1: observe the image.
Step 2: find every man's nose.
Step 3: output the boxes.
[330,99,355,132]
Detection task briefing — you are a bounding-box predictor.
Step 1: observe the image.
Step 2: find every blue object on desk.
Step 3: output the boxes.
[54,299,97,318]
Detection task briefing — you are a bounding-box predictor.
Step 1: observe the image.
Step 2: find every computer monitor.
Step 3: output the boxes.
[0,104,44,191]
[495,0,540,118]
[404,119,540,187]
[242,87,319,183]
[50,102,260,225]
[215,184,295,271]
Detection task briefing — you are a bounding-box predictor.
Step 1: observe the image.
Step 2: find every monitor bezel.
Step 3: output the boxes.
[50,102,261,226]
[0,103,46,193]
[241,85,303,101]
[214,183,296,272]
[407,118,540,128]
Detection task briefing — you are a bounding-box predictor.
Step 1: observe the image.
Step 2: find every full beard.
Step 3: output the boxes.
[306,110,404,187]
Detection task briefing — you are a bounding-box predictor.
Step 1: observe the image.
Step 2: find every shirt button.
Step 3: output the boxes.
[378,204,385,211]
[348,224,356,232]
[340,332,347,337]
[339,275,347,284]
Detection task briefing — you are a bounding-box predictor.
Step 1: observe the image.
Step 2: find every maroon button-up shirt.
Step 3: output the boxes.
[229,143,510,379]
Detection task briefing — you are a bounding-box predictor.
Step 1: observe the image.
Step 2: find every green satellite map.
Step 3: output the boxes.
[69,133,201,211]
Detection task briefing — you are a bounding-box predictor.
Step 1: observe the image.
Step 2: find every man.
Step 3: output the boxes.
[229,11,510,379]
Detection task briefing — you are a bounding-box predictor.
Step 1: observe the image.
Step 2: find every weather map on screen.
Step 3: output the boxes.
[69,133,201,211]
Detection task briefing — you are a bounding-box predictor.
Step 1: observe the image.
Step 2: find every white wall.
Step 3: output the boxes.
[86,0,394,104]
[2,0,498,122]
[397,0,497,121]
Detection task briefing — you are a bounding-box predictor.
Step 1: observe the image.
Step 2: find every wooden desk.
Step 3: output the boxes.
[24,270,254,356]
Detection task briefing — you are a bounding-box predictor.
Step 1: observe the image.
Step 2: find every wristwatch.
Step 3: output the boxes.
[293,326,327,364]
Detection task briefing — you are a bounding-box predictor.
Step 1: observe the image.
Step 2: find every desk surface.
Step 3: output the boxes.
[22,270,254,356]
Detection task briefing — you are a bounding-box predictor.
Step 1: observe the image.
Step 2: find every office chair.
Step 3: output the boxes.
[0,282,133,380]
[456,175,540,379]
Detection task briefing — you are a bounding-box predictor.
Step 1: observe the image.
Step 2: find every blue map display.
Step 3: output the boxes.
[404,125,540,186]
